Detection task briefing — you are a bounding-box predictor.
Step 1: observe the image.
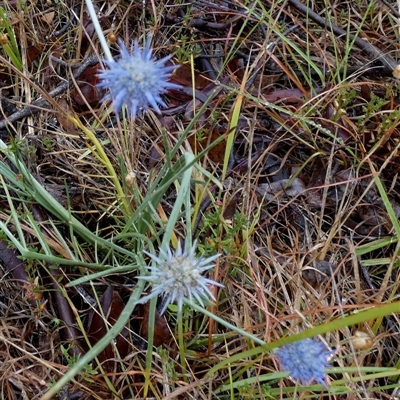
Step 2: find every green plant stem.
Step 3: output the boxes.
[178,312,188,382]
[189,302,266,346]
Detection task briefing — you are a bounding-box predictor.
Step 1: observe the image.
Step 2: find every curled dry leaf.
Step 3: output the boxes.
[73,65,104,106]
[351,330,374,350]
[41,11,55,25]
[392,65,400,79]
[256,178,306,201]
[56,98,80,135]
[302,260,335,287]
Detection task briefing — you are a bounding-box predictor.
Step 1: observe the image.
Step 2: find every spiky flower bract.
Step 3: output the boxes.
[140,240,222,315]
[97,37,180,120]
[276,338,332,386]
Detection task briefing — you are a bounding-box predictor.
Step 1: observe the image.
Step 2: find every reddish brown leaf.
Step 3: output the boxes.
[172,63,209,89]
[0,239,29,285]
[26,44,44,66]
[187,126,226,164]
[140,302,171,347]
[227,56,245,81]
[72,65,104,105]
[87,286,130,372]
[261,88,308,106]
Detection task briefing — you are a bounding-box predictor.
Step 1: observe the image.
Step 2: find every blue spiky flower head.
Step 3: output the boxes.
[276,338,333,386]
[139,239,223,315]
[97,37,180,120]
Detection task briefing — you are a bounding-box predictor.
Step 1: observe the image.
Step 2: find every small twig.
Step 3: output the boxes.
[54,6,81,37]
[0,55,99,130]
[288,0,398,73]
[165,1,253,30]
[376,0,400,19]
[196,43,219,80]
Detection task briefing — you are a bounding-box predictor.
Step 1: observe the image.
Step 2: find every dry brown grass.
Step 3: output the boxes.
[0,0,400,399]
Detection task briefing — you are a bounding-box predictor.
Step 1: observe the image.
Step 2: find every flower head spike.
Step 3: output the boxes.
[276,338,333,386]
[97,37,180,120]
[139,240,223,315]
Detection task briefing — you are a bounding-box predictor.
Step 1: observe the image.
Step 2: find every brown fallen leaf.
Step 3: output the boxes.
[56,98,80,135]
[41,11,55,25]
[140,301,172,347]
[303,260,335,287]
[73,65,104,106]
[87,286,130,372]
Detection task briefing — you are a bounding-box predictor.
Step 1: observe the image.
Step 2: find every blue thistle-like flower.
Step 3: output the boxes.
[97,37,180,120]
[139,240,223,315]
[276,338,333,386]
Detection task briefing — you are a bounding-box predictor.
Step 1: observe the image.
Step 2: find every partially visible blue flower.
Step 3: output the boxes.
[276,338,333,386]
[139,240,223,315]
[97,37,180,120]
